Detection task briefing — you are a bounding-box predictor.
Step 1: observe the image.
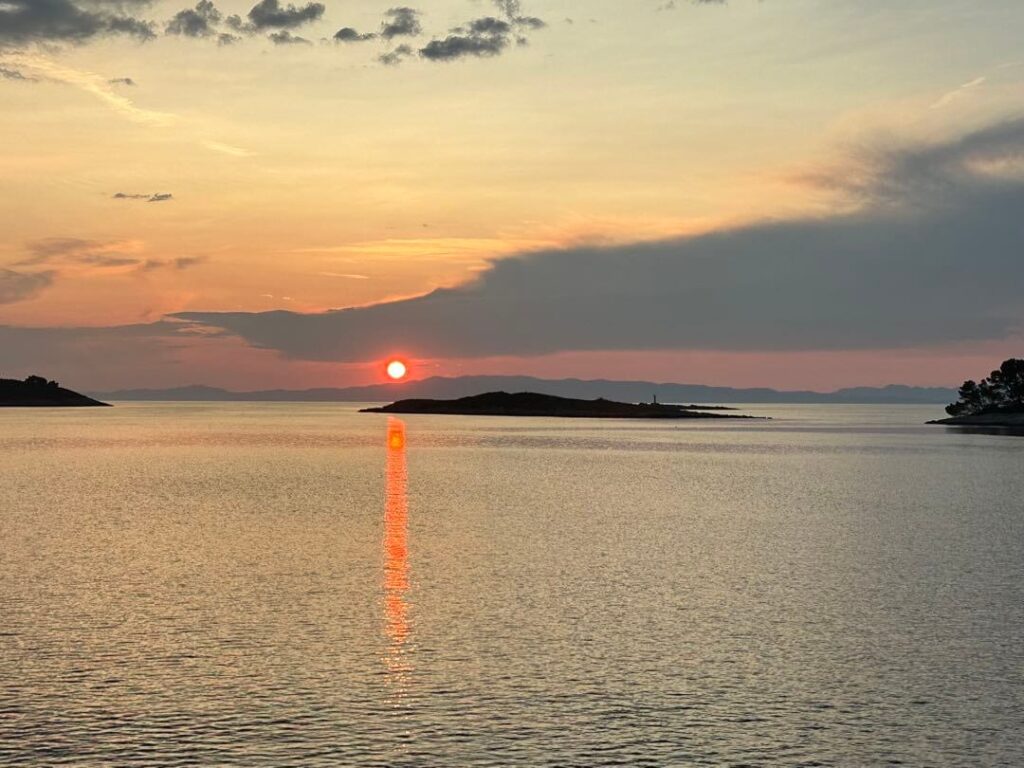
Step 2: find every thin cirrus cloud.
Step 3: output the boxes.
[174,118,1024,362]
[0,52,175,127]
[10,238,207,285]
[0,52,251,156]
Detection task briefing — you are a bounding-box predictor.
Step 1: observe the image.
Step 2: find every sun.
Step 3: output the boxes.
[386,359,408,381]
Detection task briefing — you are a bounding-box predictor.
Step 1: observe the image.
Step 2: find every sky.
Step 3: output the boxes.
[1,0,1022,391]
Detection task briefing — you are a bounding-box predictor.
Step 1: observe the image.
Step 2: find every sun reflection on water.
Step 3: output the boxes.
[383,417,412,684]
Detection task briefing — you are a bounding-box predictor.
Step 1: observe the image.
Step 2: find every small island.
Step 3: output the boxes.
[0,375,110,408]
[929,358,1023,428]
[362,391,761,419]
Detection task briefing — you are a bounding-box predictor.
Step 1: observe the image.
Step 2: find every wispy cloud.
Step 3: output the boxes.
[930,76,986,110]
[0,269,54,305]
[0,53,253,157]
[0,53,175,127]
[202,140,255,157]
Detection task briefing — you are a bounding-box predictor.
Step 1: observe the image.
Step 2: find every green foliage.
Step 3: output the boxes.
[946,359,1024,416]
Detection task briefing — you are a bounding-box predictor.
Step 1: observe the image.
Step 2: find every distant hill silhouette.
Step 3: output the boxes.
[363,391,758,419]
[1,375,109,407]
[91,375,956,405]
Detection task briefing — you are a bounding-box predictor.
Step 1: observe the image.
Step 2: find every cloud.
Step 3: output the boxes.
[0,0,155,47]
[379,44,413,66]
[0,269,54,305]
[170,255,206,269]
[165,0,221,38]
[18,237,124,265]
[420,18,511,61]
[16,237,149,271]
[140,255,207,271]
[245,0,323,30]
[267,29,309,44]
[380,7,421,40]
[491,0,544,28]
[333,26,375,43]
[201,139,253,156]
[418,1,545,62]
[0,320,205,385]
[930,76,986,110]
[0,65,34,80]
[0,53,175,126]
[12,237,206,282]
[113,192,173,202]
[176,118,1024,362]
[659,0,729,7]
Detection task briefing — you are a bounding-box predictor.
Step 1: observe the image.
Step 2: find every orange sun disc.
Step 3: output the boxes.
[386,360,408,380]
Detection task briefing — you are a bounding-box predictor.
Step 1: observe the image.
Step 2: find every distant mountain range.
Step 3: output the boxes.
[90,375,957,405]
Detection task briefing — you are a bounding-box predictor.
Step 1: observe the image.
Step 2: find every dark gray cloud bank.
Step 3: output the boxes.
[0,0,549,62]
[0,0,326,48]
[0,0,156,46]
[175,119,1024,362]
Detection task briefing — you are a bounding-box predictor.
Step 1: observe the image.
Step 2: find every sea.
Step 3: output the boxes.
[1,403,1021,766]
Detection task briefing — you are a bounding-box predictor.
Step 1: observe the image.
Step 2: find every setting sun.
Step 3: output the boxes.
[386,360,408,381]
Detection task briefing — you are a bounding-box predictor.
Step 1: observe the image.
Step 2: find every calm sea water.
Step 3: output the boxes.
[1,403,1022,766]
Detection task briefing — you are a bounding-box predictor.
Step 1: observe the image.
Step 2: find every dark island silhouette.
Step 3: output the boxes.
[929,358,1023,428]
[0,375,110,408]
[362,391,761,420]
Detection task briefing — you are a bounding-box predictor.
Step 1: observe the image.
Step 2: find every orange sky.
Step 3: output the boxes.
[2,0,1022,390]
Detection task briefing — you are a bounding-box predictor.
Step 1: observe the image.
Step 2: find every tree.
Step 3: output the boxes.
[946,359,1024,416]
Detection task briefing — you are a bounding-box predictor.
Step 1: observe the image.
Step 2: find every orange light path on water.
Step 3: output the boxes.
[383,417,412,680]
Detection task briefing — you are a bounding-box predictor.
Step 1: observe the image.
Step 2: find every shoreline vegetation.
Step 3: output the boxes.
[362,391,764,420]
[929,359,1023,428]
[0,375,110,408]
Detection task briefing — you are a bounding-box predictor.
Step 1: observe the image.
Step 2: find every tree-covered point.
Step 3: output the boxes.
[946,359,1024,416]
[0,375,109,407]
